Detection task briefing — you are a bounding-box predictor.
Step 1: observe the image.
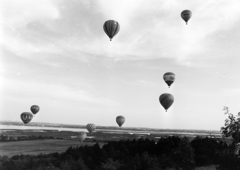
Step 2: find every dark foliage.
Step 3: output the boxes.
[191,137,228,166]
[0,136,233,170]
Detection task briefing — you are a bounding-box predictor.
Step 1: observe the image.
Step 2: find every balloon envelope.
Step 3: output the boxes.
[116,116,125,127]
[30,105,40,115]
[86,123,96,133]
[181,10,192,25]
[20,112,33,124]
[78,132,87,142]
[163,72,175,88]
[103,20,120,41]
[159,93,174,111]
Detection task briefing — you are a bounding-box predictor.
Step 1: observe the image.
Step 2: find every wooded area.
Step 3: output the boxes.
[0,136,236,170]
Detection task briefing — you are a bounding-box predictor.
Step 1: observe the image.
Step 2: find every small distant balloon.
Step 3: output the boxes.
[20,112,33,124]
[163,72,175,88]
[181,10,192,25]
[78,132,87,142]
[86,123,96,133]
[30,105,40,115]
[103,20,120,41]
[116,116,125,127]
[159,93,174,112]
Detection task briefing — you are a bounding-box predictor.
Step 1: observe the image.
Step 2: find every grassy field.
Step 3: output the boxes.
[0,128,195,157]
[0,128,202,144]
[0,123,230,161]
[0,128,221,169]
[0,125,231,158]
[0,139,106,157]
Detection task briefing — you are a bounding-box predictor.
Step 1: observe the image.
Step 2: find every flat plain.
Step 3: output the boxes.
[0,139,104,157]
[0,122,227,158]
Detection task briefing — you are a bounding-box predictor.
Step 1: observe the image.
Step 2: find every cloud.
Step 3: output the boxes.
[1,76,119,106]
[1,0,240,68]
[0,0,105,66]
[0,0,61,64]
[96,0,240,65]
[0,0,60,25]
[222,88,240,96]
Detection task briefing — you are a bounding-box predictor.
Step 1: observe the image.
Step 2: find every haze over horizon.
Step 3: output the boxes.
[1,0,240,131]
[0,121,221,133]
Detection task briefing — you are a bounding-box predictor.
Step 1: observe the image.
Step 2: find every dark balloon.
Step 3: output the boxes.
[86,123,96,133]
[103,20,120,41]
[163,72,175,88]
[159,93,174,112]
[30,105,40,115]
[20,112,33,124]
[78,132,87,142]
[116,116,125,127]
[181,10,192,25]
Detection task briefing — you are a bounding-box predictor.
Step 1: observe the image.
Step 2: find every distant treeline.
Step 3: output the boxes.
[0,121,86,129]
[0,136,237,170]
[0,135,54,142]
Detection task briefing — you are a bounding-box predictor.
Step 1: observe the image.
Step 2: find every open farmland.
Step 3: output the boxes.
[0,122,231,157]
[0,124,232,169]
[0,139,105,157]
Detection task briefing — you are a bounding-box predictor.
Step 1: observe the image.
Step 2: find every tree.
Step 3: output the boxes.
[101,158,122,170]
[220,106,240,169]
[221,106,240,154]
[172,137,195,170]
[221,107,240,141]
[60,158,89,170]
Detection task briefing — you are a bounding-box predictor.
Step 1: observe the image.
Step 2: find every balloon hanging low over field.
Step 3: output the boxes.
[20,112,33,124]
[86,124,96,134]
[116,116,125,127]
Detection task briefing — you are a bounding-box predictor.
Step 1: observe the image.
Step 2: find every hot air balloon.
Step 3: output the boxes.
[30,105,40,115]
[116,116,125,127]
[159,93,174,112]
[86,123,96,133]
[181,10,192,25]
[20,112,33,124]
[78,132,87,143]
[163,72,175,88]
[103,20,120,41]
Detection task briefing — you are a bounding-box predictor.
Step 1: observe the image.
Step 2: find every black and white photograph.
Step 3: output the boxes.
[1,0,240,169]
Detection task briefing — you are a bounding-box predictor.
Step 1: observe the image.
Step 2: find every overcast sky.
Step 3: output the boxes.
[1,0,240,130]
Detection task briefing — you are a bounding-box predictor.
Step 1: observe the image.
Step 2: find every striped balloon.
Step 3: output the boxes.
[116,116,125,127]
[103,20,120,41]
[78,132,87,143]
[163,72,175,88]
[20,112,33,124]
[86,123,96,133]
[159,93,174,112]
